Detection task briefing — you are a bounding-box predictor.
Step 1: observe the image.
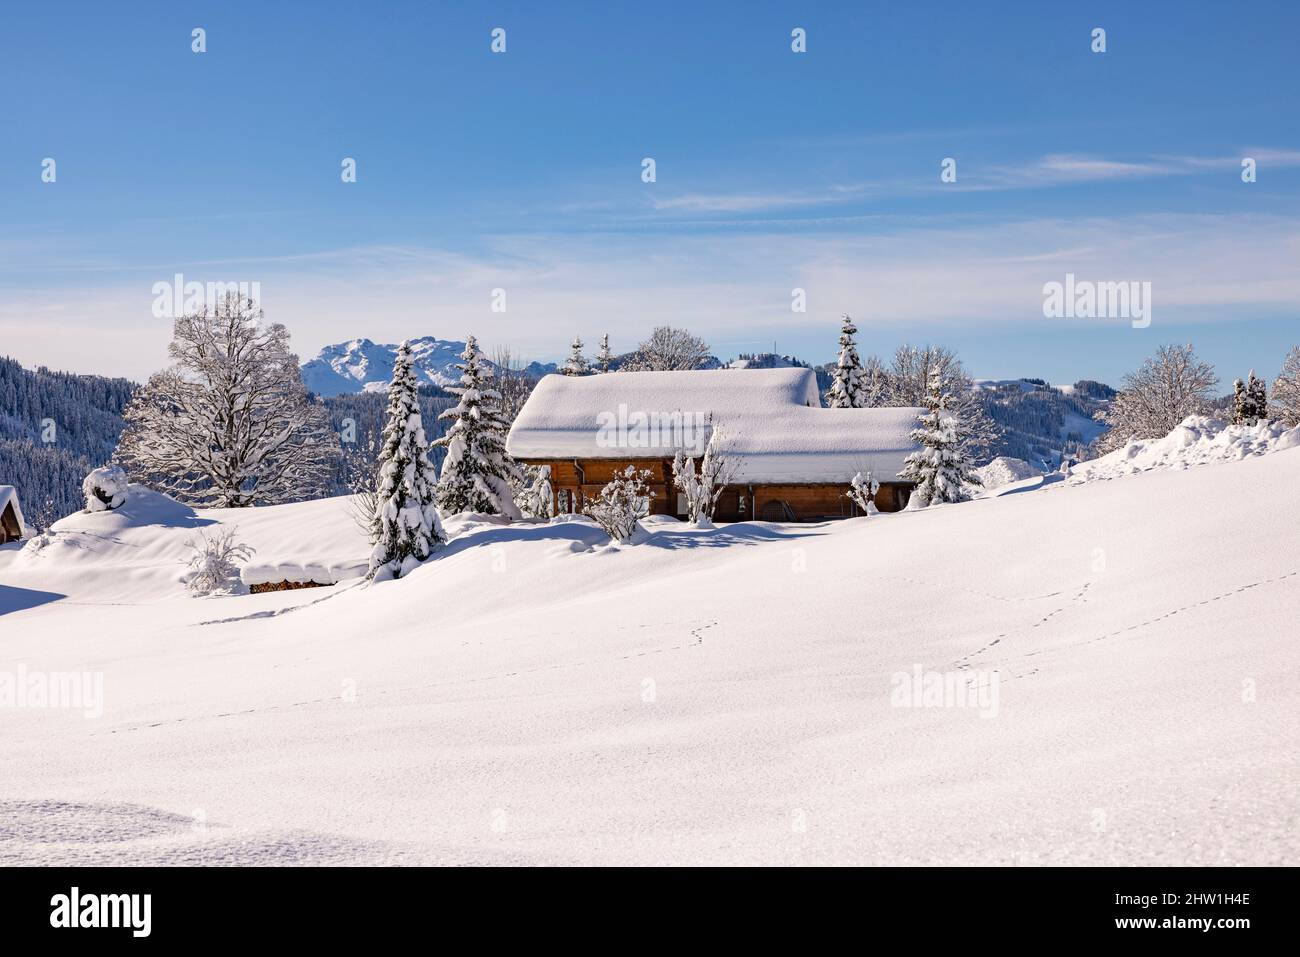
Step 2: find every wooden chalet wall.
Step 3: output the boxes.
[523,458,912,521]
[0,503,22,543]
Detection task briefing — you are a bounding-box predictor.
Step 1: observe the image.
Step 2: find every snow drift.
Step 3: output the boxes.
[1071,414,1300,483]
[975,456,1041,490]
[6,485,368,602]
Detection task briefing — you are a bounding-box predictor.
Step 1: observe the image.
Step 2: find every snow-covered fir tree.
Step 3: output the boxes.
[1231,372,1267,425]
[882,344,1000,459]
[900,365,981,507]
[826,315,868,408]
[595,333,613,373]
[434,336,522,519]
[517,464,554,520]
[1245,370,1269,424]
[563,336,589,376]
[368,341,446,581]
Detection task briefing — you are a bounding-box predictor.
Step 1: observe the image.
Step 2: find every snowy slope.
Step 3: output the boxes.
[1,447,1298,865]
[4,488,368,603]
[1071,415,1300,483]
[301,337,556,396]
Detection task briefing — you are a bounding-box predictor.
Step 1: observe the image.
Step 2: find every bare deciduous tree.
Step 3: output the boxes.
[1271,346,1300,427]
[877,344,1000,461]
[1094,343,1218,454]
[622,326,712,372]
[490,345,539,425]
[115,293,334,507]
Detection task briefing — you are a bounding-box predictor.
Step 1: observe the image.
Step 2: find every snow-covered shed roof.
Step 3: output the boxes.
[507,368,922,482]
[0,485,27,537]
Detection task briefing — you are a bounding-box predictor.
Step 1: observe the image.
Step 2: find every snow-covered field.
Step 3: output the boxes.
[2,435,1298,865]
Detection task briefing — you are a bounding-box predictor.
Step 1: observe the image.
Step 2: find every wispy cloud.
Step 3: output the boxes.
[977,149,1300,188]
[5,212,1298,380]
[640,148,1300,216]
[650,183,882,214]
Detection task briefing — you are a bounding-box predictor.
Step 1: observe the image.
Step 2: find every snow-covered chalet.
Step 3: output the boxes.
[0,485,27,544]
[506,368,922,521]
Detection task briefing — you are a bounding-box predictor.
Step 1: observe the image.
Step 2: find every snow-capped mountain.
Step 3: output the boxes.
[301,337,557,396]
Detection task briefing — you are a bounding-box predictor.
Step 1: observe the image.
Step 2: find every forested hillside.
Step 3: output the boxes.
[0,357,137,529]
[977,379,1115,467]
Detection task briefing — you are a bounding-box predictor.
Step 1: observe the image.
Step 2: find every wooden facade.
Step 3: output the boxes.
[1,501,23,544]
[519,457,913,522]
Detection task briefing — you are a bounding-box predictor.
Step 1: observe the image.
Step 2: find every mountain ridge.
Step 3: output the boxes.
[301,336,558,396]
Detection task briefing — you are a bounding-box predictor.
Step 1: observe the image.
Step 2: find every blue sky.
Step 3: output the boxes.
[2,0,1298,386]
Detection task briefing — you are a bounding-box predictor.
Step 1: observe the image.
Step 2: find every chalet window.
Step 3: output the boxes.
[676,493,688,516]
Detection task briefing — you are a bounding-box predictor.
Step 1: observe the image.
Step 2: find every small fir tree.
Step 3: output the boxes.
[899,365,981,507]
[563,336,589,376]
[1246,370,1269,425]
[518,464,554,520]
[1232,371,1269,426]
[1232,377,1248,424]
[368,341,446,581]
[826,315,868,409]
[595,333,613,373]
[435,336,522,519]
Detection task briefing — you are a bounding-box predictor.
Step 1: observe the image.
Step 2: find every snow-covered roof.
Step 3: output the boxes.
[240,557,368,587]
[0,485,26,536]
[507,369,922,482]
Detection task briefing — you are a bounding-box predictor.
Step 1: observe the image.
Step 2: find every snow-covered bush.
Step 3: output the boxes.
[82,465,129,512]
[185,527,255,596]
[847,470,878,514]
[900,365,981,507]
[369,341,446,581]
[517,464,554,520]
[584,466,655,542]
[671,426,736,526]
